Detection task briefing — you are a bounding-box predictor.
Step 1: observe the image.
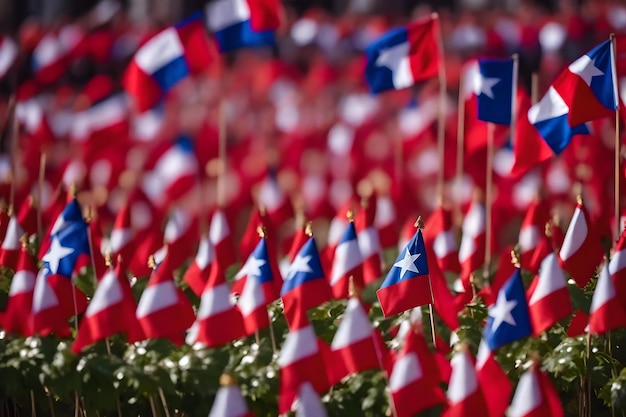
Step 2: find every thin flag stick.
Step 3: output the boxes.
[610,33,621,239]
[483,122,495,285]
[531,73,539,105]
[434,12,447,204]
[37,152,46,242]
[414,215,438,348]
[455,70,466,217]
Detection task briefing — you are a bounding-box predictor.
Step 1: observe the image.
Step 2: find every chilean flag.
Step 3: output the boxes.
[442,348,489,417]
[528,39,617,156]
[32,33,67,85]
[2,245,37,336]
[31,211,91,337]
[141,136,199,208]
[123,13,213,111]
[281,237,332,330]
[527,253,572,336]
[508,364,564,417]
[235,237,281,335]
[424,206,460,274]
[182,234,214,296]
[329,221,363,299]
[518,199,551,273]
[205,0,279,52]
[354,195,382,285]
[377,228,433,317]
[589,262,626,335]
[325,297,388,386]
[186,264,246,348]
[72,264,143,353]
[389,327,445,417]
[610,228,626,309]
[559,201,603,287]
[278,324,330,414]
[135,258,195,344]
[364,14,441,94]
[475,339,511,417]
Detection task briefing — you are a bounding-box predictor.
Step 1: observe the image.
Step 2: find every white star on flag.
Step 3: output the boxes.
[286,254,313,281]
[488,289,518,330]
[472,73,500,99]
[393,248,421,280]
[568,55,604,86]
[42,237,75,274]
[375,41,413,89]
[236,256,267,279]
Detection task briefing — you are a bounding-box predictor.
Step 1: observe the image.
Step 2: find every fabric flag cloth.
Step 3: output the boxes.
[209,208,237,270]
[354,195,382,285]
[205,0,279,52]
[123,13,213,111]
[72,264,143,352]
[32,33,67,85]
[423,206,460,274]
[559,201,603,287]
[325,297,388,386]
[527,39,617,156]
[0,36,17,79]
[281,237,332,330]
[377,228,432,317]
[186,264,246,347]
[182,234,214,296]
[293,383,328,417]
[475,339,512,417]
[442,348,489,417]
[0,214,27,270]
[483,268,532,351]
[256,171,293,227]
[476,58,515,125]
[30,200,91,337]
[508,364,564,417]
[527,252,572,336]
[208,376,254,417]
[388,328,446,417]
[135,258,195,344]
[278,324,330,414]
[234,237,281,335]
[2,244,37,335]
[610,227,626,308]
[161,207,199,269]
[141,136,199,208]
[458,199,486,285]
[329,221,363,299]
[589,262,626,335]
[364,14,441,94]
[518,199,551,274]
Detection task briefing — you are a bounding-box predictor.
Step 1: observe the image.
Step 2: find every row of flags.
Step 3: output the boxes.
[0,183,624,414]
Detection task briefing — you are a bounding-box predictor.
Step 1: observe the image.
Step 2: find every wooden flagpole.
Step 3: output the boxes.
[434,12,447,205]
[455,70,466,220]
[610,33,621,239]
[483,122,495,285]
[415,215,438,349]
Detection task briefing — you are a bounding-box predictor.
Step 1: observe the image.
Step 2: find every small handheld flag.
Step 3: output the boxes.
[376,219,432,317]
[476,58,515,125]
[483,268,532,350]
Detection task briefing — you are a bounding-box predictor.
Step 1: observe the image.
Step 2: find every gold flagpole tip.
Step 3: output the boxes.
[256,225,267,238]
[576,194,583,205]
[414,216,425,230]
[511,53,519,61]
[69,183,78,198]
[104,251,112,267]
[6,204,13,217]
[544,220,553,238]
[148,255,156,270]
[219,373,237,386]
[258,205,267,216]
[346,209,355,222]
[305,221,313,237]
[610,32,616,40]
[348,275,356,298]
[19,234,28,249]
[510,249,521,268]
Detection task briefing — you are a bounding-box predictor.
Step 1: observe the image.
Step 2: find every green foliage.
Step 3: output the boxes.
[1,249,626,416]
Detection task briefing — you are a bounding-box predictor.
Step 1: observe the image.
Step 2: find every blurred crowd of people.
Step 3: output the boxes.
[1,0,626,252]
